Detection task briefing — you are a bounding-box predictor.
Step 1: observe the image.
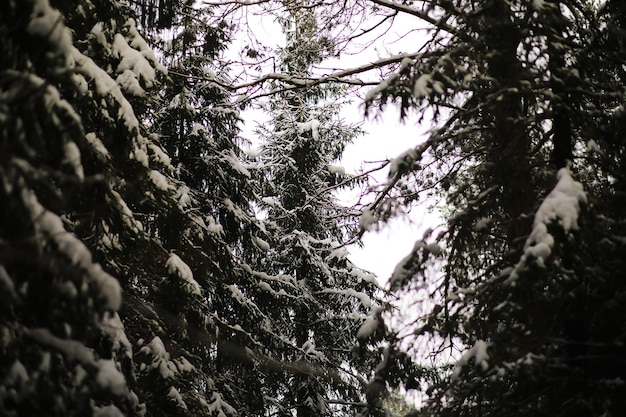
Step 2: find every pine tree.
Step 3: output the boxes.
[0,1,260,416]
[356,1,626,416]
[248,5,384,416]
[142,4,275,415]
[0,0,170,415]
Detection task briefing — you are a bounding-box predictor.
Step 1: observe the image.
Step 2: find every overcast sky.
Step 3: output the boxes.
[233,8,438,284]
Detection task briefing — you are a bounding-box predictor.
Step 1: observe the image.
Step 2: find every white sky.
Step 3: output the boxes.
[339,110,438,284]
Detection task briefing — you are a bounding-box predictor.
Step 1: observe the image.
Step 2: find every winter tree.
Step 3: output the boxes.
[0,0,258,415]
[210,0,626,416]
[247,4,386,416]
[1,1,391,417]
[359,1,626,416]
[0,0,169,415]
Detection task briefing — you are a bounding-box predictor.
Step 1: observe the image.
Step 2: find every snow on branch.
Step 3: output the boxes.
[26,0,73,57]
[166,253,202,295]
[451,340,490,381]
[26,328,128,396]
[169,51,430,104]
[22,186,122,311]
[507,167,587,283]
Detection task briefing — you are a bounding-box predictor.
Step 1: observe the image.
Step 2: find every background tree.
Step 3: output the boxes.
[249,3,385,416]
[1,1,388,417]
[354,1,626,417]
[204,0,626,415]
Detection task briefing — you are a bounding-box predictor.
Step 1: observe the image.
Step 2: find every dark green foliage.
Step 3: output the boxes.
[360,1,626,417]
[1,1,384,417]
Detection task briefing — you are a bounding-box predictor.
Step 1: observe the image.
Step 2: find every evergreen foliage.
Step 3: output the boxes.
[249,5,383,416]
[357,1,626,416]
[1,1,380,416]
[4,1,626,417]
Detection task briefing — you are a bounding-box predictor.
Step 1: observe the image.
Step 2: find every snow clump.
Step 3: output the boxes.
[508,167,586,282]
[452,340,490,381]
[166,253,201,295]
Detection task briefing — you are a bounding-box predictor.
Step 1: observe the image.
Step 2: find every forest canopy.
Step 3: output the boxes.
[1,1,626,417]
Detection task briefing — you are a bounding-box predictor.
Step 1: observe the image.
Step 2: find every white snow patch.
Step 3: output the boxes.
[26,328,127,395]
[101,312,132,358]
[0,265,14,294]
[112,33,157,90]
[148,170,173,192]
[532,0,546,10]
[297,119,321,140]
[149,143,172,169]
[389,147,419,177]
[425,243,442,255]
[432,80,445,95]
[356,308,383,341]
[205,391,237,416]
[206,216,224,234]
[365,55,413,102]
[85,133,110,160]
[261,196,278,207]
[139,336,178,379]
[116,70,145,96]
[166,253,201,295]
[327,165,345,175]
[27,0,73,58]
[255,237,270,251]
[508,167,586,282]
[109,190,143,233]
[63,141,84,180]
[6,360,29,386]
[96,359,127,395]
[329,246,348,260]
[452,340,490,381]
[350,268,378,285]
[175,356,195,373]
[359,208,377,231]
[167,387,188,410]
[324,288,372,308]
[224,149,250,178]
[414,73,433,98]
[176,185,193,208]
[587,139,600,153]
[243,148,260,158]
[365,78,390,102]
[124,18,166,74]
[93,405,125,417]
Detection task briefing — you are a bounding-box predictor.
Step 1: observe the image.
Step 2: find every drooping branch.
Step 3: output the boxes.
[169,49,434,104]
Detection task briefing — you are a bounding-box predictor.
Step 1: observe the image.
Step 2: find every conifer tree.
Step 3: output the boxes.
[249,4,384,416]
[354,1,626,416]
[143,4,274,415]
[0,0,171,415]
[0,1,260,416]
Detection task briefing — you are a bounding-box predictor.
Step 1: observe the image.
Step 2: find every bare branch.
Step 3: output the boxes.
[368,0,459,35]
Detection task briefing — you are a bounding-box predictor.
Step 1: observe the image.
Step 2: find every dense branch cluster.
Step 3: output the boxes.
[2,1,626,417]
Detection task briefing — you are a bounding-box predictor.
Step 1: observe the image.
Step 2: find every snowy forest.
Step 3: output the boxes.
[2,0,626,416]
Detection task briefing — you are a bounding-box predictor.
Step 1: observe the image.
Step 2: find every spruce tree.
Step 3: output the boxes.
[355,1,626,416]
[0,1,256,416]
[144,4,275,415]
[0,0,169,415]
[249,5,384,416]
